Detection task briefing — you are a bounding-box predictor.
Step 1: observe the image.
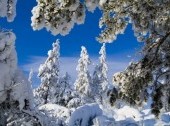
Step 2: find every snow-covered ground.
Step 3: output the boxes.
[110,105,170,126]
[37,103,170,126]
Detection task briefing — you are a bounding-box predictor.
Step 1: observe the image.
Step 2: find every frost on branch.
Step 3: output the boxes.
[97,0,170,43]
[0,0,17,22]
[34,40,60,106]
[31,0,85,36]
[112,62,152,106]
[31,0,108,35]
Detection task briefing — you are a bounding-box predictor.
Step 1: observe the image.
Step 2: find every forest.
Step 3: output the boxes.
[0,0,170,126]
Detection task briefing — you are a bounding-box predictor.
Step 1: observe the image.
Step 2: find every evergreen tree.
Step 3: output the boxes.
[0,29,40,125]
[34,40,60,106]
[92,43,109,104]
[75,46,93,103]
[98,43,108,92]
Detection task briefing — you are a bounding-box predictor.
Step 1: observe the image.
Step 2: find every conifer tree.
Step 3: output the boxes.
[0,29,40,125]
[75,46,93,103]
[92,43,109,103]
[98,43,108,92]
[34,40,60,106]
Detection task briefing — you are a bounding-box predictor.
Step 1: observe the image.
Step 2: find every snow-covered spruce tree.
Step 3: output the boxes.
[92,43,109,104]
[75,46,93,103]
[0,0,17,22]
[34,40,60,106]
[0,30,40,125]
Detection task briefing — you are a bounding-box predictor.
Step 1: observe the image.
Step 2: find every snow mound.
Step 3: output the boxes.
[114,106,142,122]
[39,103,71,125]
[69,103,103,126]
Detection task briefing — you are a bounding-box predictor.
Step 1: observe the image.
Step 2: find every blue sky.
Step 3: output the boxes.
[0,0,143,86]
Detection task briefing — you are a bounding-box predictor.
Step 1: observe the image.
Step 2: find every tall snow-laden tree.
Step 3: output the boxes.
[34,40,60,106]
[0,0,17,22]
[0,30,40,125]
[75,46,93,103]
[98,43,108,92]
[92,43,109,104]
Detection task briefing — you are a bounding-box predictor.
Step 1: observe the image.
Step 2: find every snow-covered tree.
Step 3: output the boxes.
[0,0,17,22]
[31,0,85,36]
[98,1,170,117]
[34,40,60,106]
[75,46,93,103]
[98,43,108,91]
[92,43,109,104]
[0,30,40,125]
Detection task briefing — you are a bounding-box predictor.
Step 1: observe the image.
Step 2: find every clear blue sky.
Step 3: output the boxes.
[0,0,143,86]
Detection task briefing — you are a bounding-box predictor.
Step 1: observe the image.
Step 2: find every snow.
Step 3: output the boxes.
[0,0,17,22]
[85,0,98,12]
[98,105,170,126]
[39,103,71,125]
[0,62,11,103]
[10,69,32,110]
[114,106,142,122]
[99,0,107,6]
[31,0,85,36]
[1,0,170,125]
[67,97,81,108]
[69,103,103,126]
[34,40,60,106]
[92,115,115,126]
[0,31,17,103]
[75,46,92,101]
[0,30,39,125]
